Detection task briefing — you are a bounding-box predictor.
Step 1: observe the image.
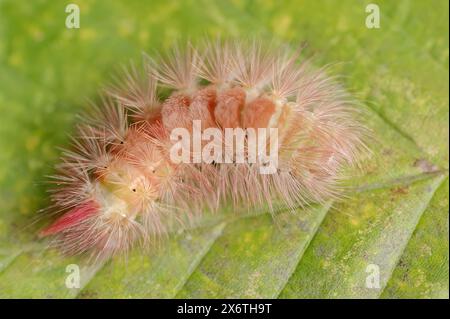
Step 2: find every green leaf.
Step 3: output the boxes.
[0,0,447,298]
[381,177,449,298]
[279,174,445,298]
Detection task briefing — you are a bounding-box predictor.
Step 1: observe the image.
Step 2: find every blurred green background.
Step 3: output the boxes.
[0,0,448,298]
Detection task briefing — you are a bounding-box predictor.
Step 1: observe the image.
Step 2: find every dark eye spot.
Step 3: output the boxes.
[132,188,136,192]
[120,141,124,145]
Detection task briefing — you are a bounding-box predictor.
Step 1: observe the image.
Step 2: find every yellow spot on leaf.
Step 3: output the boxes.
[272,14,292,36]
[8,52,23,66]
[25,135,40,152]
[118,20,134,37]
[80,28,97,41]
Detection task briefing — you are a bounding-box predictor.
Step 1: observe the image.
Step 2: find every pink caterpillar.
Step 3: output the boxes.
[40,40,369,259]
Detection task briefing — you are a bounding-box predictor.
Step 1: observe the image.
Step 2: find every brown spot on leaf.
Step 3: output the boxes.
[391,186,409,195]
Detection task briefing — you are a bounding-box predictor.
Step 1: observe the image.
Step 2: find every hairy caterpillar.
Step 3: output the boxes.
[40,40,369,259]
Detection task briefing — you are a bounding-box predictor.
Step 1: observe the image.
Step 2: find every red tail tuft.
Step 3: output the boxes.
[39,200,99,237]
